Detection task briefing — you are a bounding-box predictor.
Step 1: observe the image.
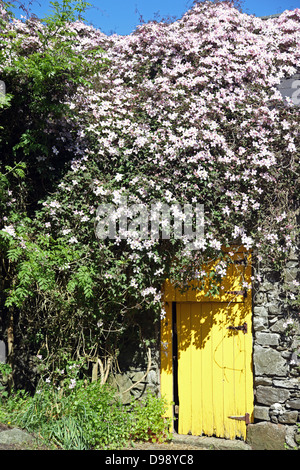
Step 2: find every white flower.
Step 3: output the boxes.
[93,186,107,196]
[241,234,254,250]
[112,190,123,204]
[1,225,16,237]
[115,173,123,182]
[193,238,207,250]
[130,279,138,288]
[160,308,167,320]
[222,206,230,216]
[69,378,76,389]
[209,238,222,250]
[232,225,243,238]
[195,167,208,179]
[49,200,61,209]
[141,286,157,296]
[242,281,251,289]
[286,142,296,152]
[69,236,78,244]
[154,268,164,276]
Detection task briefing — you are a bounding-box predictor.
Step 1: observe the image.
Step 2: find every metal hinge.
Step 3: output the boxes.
[228,413,250,424]
[227,322,248,334]
[233,259,247,266]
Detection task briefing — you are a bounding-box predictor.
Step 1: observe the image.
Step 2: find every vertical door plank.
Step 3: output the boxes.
[177,302,192,434]
[160,301,174,422]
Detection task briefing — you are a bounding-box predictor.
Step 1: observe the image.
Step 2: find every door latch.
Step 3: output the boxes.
[227,322,248,334]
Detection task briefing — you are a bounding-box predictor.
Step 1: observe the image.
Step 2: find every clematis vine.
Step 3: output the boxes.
[0,1,299,373]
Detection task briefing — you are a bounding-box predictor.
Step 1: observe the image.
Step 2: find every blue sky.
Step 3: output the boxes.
[12,0,300,35]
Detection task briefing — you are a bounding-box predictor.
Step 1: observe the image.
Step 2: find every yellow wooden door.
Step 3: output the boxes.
[160,249,253,440]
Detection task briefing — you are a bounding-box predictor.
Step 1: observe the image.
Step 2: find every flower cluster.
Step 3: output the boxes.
[0,1,299,358]
[54,2,299,288]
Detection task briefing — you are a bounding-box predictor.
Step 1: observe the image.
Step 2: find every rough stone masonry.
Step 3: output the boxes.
[249,249,300,450]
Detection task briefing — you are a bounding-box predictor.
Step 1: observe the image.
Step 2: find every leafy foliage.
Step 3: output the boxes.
[0,0,299,387]
[0,363,172,449]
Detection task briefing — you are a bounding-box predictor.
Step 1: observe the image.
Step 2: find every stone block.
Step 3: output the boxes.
[284,268,298,283]
[256,385,290,406]
[258,282,276,292]
[253,405,270,421]
[130,371,146,383]
[285,425,299,449]
[0,428,34,446]
[256,332,279,346]
[273,378,300,389]
[253,317,268,331]
[269,403,284,416]
[147,369,159,387]
[253,292,266,304]
[253,346,288,376]
[108,373,133,403]
[278,411,298,424]
[246,422,286,450]
[267,303,281,315]
[270,319,286,333]
[253,306,268,317]
[254,376,272,386]
[286,399,300,410]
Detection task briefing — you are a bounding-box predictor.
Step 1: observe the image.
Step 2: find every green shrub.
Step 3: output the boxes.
[0,369,172,449]
[129,391,172,443]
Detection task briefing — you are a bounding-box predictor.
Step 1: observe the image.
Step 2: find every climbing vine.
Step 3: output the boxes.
[0,0,299,386]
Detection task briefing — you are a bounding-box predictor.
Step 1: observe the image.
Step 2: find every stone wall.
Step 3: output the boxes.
[108,346,161,405]
[250,250,300,449]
